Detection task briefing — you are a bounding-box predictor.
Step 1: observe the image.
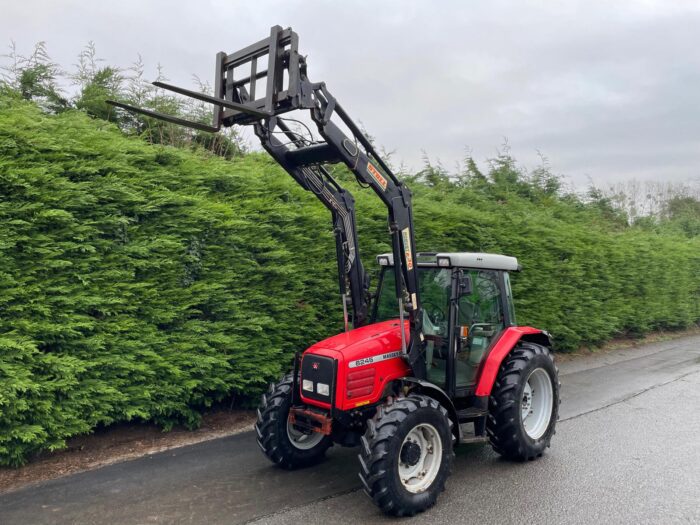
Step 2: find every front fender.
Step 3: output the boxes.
[398,377,461,442]
[474,326,550,397]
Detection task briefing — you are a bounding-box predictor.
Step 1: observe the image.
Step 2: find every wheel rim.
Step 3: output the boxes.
[398,423,443,494]
[521,367,554,440]
[286,420,325,450]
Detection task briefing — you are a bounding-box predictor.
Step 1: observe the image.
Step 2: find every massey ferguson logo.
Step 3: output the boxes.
[312,362,320,370]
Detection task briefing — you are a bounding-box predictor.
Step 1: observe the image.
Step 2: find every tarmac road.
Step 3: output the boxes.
[1,335,699,525]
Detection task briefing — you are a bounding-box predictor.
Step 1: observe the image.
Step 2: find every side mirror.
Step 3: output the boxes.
[459,274,473,296]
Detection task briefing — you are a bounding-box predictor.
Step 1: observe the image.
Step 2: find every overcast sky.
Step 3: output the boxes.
[2,0,699,187]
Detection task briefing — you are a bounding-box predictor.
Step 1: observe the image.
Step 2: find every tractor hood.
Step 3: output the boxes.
[301,319,413,411]
[305,319,410,363]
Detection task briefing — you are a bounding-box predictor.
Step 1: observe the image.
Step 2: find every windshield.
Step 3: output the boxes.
[374,268,452,336]
[373,267,451,388]
[373,266,506,389]
[375,267,504,388]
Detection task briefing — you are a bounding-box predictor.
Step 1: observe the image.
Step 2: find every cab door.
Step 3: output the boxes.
[372,266,453,390]
[454,269,506,389]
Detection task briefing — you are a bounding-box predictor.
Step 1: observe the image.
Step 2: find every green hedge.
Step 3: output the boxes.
[0,94,698,465]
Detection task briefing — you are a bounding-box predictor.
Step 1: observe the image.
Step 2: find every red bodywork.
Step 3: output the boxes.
[300,321,544,411]
[300,320,412,411]
[474,326,544,396]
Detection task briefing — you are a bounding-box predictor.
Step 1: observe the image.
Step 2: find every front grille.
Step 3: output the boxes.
[300,354,335,403]
[346,368,376,399]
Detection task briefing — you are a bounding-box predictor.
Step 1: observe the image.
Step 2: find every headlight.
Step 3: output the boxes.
[302,379,314,392]
[316,382,330,396]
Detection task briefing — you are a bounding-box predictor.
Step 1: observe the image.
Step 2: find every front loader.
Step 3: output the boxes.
[109,26,560,517]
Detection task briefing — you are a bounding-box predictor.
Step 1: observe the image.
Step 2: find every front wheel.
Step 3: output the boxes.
[358,394,454,517]
[255,373,332,469]
[487,342,560,461]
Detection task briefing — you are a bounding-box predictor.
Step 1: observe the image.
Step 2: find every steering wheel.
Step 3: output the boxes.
[422,300,446,326]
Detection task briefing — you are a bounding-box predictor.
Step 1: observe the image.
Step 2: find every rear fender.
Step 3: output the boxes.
[474,326,552,397]
[397,377,461,442]
[520,330,554,349]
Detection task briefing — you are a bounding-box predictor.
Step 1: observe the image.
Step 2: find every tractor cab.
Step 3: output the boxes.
[371,252,520,397]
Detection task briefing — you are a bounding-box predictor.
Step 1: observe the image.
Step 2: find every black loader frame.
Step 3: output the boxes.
[108,25,427,376]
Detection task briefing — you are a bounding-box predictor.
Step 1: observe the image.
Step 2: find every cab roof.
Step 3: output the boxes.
[376,252,521,272]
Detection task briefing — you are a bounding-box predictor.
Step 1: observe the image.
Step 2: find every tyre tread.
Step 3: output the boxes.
[254,373,331,469]
[486,342,560,461]
[358,393,454,517]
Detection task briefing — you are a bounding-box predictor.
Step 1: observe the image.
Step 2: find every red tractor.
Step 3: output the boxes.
[257,252,559,515]
[110,26,560,517]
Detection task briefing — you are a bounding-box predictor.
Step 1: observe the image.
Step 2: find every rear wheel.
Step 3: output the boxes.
[487,342,560,460]
[255,373,332,469]
[358,394,454,517]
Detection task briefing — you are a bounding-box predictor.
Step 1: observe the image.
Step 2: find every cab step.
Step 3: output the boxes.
[460,435,489,445]
[458,421,489,445]
[456,407,488,422]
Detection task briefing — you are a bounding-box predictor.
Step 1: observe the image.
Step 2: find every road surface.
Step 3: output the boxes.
[1,335,699,524]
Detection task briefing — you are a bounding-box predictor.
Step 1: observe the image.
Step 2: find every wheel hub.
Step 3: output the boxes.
[521,383,533,413]
[520,367,554,440]
[400,440,422,467]
[398,423,443,494]
[286,419,325,450]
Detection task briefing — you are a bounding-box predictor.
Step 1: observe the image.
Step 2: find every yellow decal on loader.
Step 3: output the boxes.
[367,162,388,191]
[402,228,414,270]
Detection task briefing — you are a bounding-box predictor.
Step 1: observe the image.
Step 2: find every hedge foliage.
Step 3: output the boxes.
[0,93,698,465]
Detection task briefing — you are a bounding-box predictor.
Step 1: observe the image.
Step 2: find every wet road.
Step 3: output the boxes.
[2,335,699,524]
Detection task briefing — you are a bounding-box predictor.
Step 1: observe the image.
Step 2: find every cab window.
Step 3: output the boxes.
[455,270,505,388]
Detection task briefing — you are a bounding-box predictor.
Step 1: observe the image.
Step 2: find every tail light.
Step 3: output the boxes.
[347,368,376,398]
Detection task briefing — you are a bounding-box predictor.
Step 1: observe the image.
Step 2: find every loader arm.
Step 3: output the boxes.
[106,25,427,377]
[254,116,370,329]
